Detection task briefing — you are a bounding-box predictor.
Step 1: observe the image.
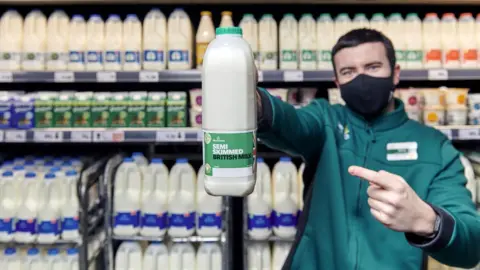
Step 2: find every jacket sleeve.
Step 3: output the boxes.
[405,139,480,268]
[257,87,328,160]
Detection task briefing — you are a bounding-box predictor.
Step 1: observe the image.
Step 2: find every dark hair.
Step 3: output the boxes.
[331,28,396,72]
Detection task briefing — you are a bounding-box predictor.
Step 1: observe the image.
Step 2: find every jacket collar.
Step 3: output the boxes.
[346,98,409,132]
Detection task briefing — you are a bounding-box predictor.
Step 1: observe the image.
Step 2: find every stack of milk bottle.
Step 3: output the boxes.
[113,153,223,238]
[247,157,304,240]
[247,242,294,270]
[114,241,222,270]
[0,246,81,270]
[0,156,83,244]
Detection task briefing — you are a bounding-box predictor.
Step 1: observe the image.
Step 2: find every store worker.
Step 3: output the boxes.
[256,28,480,270]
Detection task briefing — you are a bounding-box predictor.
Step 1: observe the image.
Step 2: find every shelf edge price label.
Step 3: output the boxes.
[156,131,185,142]
[0,71,13,82]
[139,71,159,82]
[34,131,63,142]
[427,69,448,81]
[54,71,75,82]
[458,128,480,140]
[283,70,304,82]
[93,130,125,142]
[71,131,92,142]
[96,71,117,82]
[5,130,27,142]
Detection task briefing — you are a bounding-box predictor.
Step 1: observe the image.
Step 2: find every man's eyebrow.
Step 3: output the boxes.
[364,61,383,66]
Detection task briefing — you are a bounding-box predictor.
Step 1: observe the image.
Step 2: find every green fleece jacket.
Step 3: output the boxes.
[257,87,480,270]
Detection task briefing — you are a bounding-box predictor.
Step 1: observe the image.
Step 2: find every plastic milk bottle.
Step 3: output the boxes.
[123,14,142,71]
[272,242,293,270]
[334,13,351,40]
[2,248,21,270]
[143,9,167,70]
[65,248,79,270]
[24,247,45,270]
[45,248,65,270]
[259,14,278,70]
[14,171,38,243]
[202,27,257,196]
[167,8,192,70]
[441,13,460,68]
[279,14,298,70]
[68,15,86,71]
[404,13,424,69]
[61,170,80,241]
[220,11,234,27]
[142,242,169,270]
[0,171,16,242]
[85,14,104,71]
[352,13,370,28]
[46,10,69,71]
[299,14,317,70]
[423,13,442,68]
[196,11,215,69]
[387,13,406,68]
[247,243,271,270]
[169,243,196,270]
[316,14,334,70]
[37,173,62,244]
[104,14,123,71]
[0,10,23,70]
[196,165,223,237]
[369,13,388,34]
[115,241,143,270]
[196,243,222,270]
[22,10,47,71]
[239,14,259,67]
[458,13,477,68]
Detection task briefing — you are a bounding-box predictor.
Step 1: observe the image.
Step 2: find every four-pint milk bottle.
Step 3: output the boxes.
[423,13,442,68]
[369,13,387,34]
[22,10,47,71]
[259,14,278,70]
[441,13,460,69]
[167,8,192,70]
[239,14,259,68]
[196,11,215,69]
[104,14,123,71]
[123,14,142,71]
[86,14,104,71]
[68,15,86,71]
[46,10,69,71]
[316,14,334,70]
[202,26,257,196]
[143,9,167,70]
[404,13,423,69]
[299,13,317,70]
[458,13,477,68]
[279,14,297,70]
[0,10,23,71]
[387,13,406,68]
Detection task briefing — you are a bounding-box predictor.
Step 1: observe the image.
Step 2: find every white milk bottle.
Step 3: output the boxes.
[404,13,424,69]
[239,14,259,67]
[167,158,196,238]
[279,14,298,70]
[24,247,45,269]
[247,157,272,240]
[423,13,443,69]
[352,13,370,28]
[458,13,477,68]
[22,10,47,71]
[113,158,142,236]
[0,171,16,242]
[299,14,317,70]
[316,14,334,70]
[202,27,257,196]
[68,15,86,71]
[196,243,222,270]
[272,157,298,239]
[441,13,460,68]
[14,171,38,243]
[220,11,234,27]
[143,9,167,70]
[247,243,271,270]
[0,10,23,70]
[65,248,79,270]
[143,242,168,270]
[167,8,192,70]
[3,248,21,269]
[123,14,142,71]
[196,165,223,237]
[46,10,69,71]
[104,15,123,71]
[370,13,388,34]
[140,158,169,237]
[334,13,352,40]
[387,13,406,68]
[196,11,215,69]
[259,14,278,70]
[272,242,293,270]
[85,14,104,71]
[37,173,62,243]
[115,241,143,270]
[45,248,65,270]
[131,152,148,167]
[61,170,80,241]
[169,243,196,270]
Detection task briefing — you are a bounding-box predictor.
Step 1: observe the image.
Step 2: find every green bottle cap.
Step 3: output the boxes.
[216,26,243,36]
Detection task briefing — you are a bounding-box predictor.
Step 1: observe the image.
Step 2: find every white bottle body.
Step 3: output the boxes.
[169,243,196,270]
[196,165,223,237]
[423,13,443,69]
[167,9,192,70]
[123,14,142,71]
[115,241,143,270]
[61,171,80,241]
[22,10,47,71]
[279,14,298,70]
[0,172,17,242]
[0,10,23,70]
[299,14,317,70]
[316,14,334,70]
[142,242,169,270]
[68,15,86,71]
[104,15,123,71]
[239,14,259,68]
[37,173,63,244]
[259,14,278,70]
[46,10,69,71]
[85,15,105,71]
[196,243,222,270]
[143,9,167,70]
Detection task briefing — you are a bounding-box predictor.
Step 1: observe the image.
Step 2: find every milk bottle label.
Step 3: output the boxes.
[15,219,37,234]
[86,51,103,64]
[69,51,85,64]
[169,50,189,64]
[281,50,297,63]
[38,219,60,235]
[0,52,21,68]
[203,131,256,177]
[301,50,317,63]
[0,218,14,234]
[318,50,332,68]
[47,52,68,66]
[247,213,272,230]
[261,52,278,67]
[142,212,168,229]
[196,43,209,66]
[462,49,478,64]
[125,51,140,64]
[406,50,423,65]
[395,50,406,64]
[105,51,121,64]
[425,49,442,65]
[198,212,222,229]
[114,211,141,228]
[444,49,460,65]
[144,50,164,65]
[23,52,45,66]
[62,216,79,231]
[272,211,297,228]
[169,212,195,229]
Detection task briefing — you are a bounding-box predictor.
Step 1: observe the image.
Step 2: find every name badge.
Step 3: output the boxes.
[386,142,418,161]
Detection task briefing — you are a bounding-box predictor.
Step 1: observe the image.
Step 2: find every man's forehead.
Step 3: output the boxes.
[334,42,388,68]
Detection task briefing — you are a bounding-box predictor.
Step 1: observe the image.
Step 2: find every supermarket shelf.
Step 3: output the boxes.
[1,238,82,245]
[245,235,295,242]
[113,234,225,243]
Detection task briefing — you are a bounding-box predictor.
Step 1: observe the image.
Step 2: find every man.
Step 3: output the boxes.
[256,29,480,269]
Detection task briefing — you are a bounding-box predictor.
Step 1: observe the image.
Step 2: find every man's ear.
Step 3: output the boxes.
[393,64,401,85]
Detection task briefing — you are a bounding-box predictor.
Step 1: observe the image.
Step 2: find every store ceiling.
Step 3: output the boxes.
[0,0,477,4]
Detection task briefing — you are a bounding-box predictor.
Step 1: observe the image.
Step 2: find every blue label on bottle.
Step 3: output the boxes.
[169,212,195,230]
[86,51,103,63]
[124,51,140,63]
[0,218,14,234]
[143,50,164,63]
[62,216,79,231]
[141,212,168,229]
[15,218,36,234]
[168,50,189,63]
[105,51,122,63]
[272,210,297,227]
[198,212,222,229]
[69,51,85,63]
[114,211,140,228]
[247,214,272,230]
[38,219,60,235]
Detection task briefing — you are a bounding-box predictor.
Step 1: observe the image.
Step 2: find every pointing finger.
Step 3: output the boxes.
[349,166,394,189]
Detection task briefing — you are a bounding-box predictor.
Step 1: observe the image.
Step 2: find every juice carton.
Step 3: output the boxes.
[53,92,74,127]
[34,92,55,128]
[146,92,166,127]
[91,92,111,128]
[127,92,147,127]
[13,94,35,129]
[166,91,187,127]
[0,94,13,128]
[109,92,129,127]
[72,92,93,128]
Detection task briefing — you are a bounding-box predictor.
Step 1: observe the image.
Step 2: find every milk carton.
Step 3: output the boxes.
[441,13,460,68]
[247,157,272,240]
[196,11,215,69]
[53,92,74,128]
[196,165,223,237]
[140,158,169,237]
[65,248,79,270]
[72,92,93,128]
[272,157,298,239]
[146,92,166,127]
[14,171,38,243]
[86,15,104,71]
[166,91,187,127]
[143,9,167,70]
[272,242,293,270]
[316,14,334,70]
[25,247,45,269]
[127,92,147,127]
[104,15,123,71]
[34,92,55,128]
[37,172,62,243]
[46,10,69,71]
[247,243,271,270]
[61,170,80,241]
[68,15,86,71]
[91,92,111,128]
[259,14,278,70]
[196,243,222,270]
[423,13,442,69]
[279,14,298,70]
[123,14,142,71]
[22,10,47,70]
[334,13,351,40]
[239,14,259,67]
[169,243,196,270]
[113,158,142,236]
[220,11,234,27]
[0,171,16,241]
[387,14,406,68]
[2,248,21,269]
[115,241,143,270]
[0,94,13,129]
[109,92,129,128]
[404,13,424,69]
[458,13,477,68]
[45,248,65,270]
[299,14,317,70]
[370,13,388,33]
[168,158,196,238]
[167,8,192,70]
[0,10,23,70]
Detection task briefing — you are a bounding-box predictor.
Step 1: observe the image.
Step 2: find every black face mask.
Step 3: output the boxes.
[339,74,395,119]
